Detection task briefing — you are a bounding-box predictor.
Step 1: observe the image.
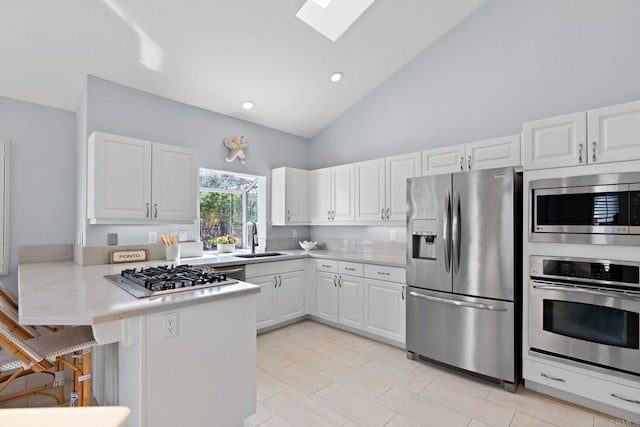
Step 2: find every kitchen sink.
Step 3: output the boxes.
[234,252,286,258]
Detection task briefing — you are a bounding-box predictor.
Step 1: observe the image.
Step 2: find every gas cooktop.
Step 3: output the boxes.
[105,264,238,298]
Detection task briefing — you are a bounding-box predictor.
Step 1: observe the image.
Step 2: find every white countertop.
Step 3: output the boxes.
[18,249,404,326]
[0,407,130,427]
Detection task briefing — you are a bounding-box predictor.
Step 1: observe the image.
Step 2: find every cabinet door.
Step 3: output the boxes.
[422,144,466,176]
[316,272,339,322]
[386,152,421,222]
[332,164,355,221]
[249,274,278,329]
[286,169,309,223]
[355,159,385,222]
[364,279,405,343]
[277,271,305,322]
[522,112,587,170]
[588,100,640,164]
[151,143,198,222]
[88,132,152,222]
[309,168,332,223]
[338,275,363,329]
[466,135,521,171]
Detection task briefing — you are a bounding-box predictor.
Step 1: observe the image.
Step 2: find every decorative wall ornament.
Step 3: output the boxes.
[223,135,250,164]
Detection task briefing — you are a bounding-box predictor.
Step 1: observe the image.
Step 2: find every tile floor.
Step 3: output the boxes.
[248,320,627,427]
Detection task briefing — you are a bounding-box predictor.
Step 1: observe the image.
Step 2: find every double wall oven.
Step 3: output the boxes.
[529,256,640,377]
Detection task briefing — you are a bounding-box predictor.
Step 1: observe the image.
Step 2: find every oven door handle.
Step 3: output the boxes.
[408,291,508,311]
[532,284,640,301]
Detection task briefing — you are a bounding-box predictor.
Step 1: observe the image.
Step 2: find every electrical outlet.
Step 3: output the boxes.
[178,230,187,242]
[390,230,397,241]
[107,233,118,246]
[164,312,178,338]
[148,231,158,244]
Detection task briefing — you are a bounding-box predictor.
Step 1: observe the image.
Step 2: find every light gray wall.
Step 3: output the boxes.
[80,76,310,246]
[309,0,640,167]
[0,96,76,289]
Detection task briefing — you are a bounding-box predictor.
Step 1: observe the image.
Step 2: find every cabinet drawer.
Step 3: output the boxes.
[364,264,405,283]
[316,259,338,273]
[524,358,640,414]
[339,261,363,276]
[246,259,304,278]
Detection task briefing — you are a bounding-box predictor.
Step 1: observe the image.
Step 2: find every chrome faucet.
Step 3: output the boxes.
[248,222,258,254]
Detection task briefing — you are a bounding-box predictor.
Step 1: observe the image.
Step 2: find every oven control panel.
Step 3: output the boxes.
[530,256,640,287]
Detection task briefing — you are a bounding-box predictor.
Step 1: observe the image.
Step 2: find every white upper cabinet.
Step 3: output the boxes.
[151,143,198,222]
[588,100,640,164]
[309,164,355,224]
[331,164,355,222]
[88,131,198,224]
[309,168,332,223]
[465,135,521,171]
[88,132,152,222]
[355,152,421,224]
[385,152,421,222]
[522,112,587,170]
[422,144,466,176]
[355,159,385,222]
[271,167,309,225]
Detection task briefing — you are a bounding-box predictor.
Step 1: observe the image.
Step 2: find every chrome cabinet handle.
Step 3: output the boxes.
[322,264,332,268]
[279,275,282,287]
[154,203,158,218]
[592,141,597,162]
[401,286,405,300]
[386,208,390,220]
[377,271,390,276]
[540,373,565,383]
[332,210,336,220]
[145,202,150,218]
[381,209,385,220]
[459,156,464,171]
[333,276,337,287]
[287,210,291,221]
[409,291,508,311]
[328,210,331,221]
[611,393,640,405]
[578,143,583,163]
[345,267,356,271]
[467,155,471,170]
[274,276,278,288]
[338,275,342,287]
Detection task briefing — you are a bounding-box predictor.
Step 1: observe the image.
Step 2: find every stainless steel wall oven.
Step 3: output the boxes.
[529,256,640,377]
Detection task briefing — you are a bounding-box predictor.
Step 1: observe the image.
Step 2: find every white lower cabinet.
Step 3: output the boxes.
[363,278,406,343]
[338,274,363,329]
[247,260,305,330]
[316,271,339,322]
[524,357,640,416]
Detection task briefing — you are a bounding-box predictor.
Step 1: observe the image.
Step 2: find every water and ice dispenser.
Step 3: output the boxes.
[411,219,437,260]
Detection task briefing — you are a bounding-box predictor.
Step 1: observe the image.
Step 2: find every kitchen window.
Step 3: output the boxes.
[199,168,260,250]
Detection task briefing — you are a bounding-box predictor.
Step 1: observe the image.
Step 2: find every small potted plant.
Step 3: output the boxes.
[214,235,240,253]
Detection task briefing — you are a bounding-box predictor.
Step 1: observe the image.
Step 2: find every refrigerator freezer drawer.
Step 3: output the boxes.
[406,287,515,383]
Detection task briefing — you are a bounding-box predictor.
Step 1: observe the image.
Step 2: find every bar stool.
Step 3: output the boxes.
[0,323,97,407]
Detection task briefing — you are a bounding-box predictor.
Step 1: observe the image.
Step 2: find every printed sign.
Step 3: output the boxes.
[110,249,148,264]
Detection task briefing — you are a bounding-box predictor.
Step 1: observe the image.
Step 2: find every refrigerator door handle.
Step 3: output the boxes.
[443,191,451,273]
[408,291,508,311]
[452,191,461,273]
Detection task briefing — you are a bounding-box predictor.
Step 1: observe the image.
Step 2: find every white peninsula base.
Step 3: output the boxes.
[113,293,256,427]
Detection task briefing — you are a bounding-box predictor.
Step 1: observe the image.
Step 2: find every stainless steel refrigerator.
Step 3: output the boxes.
[406,166,521,391]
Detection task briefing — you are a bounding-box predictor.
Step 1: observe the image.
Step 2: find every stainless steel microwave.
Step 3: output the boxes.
[530,172,640,245]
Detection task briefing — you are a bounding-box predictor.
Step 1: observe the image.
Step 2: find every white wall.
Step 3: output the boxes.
[309,0,640,167]
[79,76,310,246]
[0,96,76,288]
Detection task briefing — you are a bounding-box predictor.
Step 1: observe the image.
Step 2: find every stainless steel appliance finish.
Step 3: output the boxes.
[406,167,522,389]
[530,171,640,245]
[528,256,640,377]
[105,264,241,298]
[407,287,515,381]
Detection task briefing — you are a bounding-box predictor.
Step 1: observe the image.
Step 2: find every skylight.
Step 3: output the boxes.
[296,0,377,42]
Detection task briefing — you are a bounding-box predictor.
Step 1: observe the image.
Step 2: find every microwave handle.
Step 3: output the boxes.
[533,284,640,301]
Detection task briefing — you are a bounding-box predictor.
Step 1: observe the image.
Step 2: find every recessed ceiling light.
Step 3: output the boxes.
[242,101,254,110]
[330,72,343,83]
